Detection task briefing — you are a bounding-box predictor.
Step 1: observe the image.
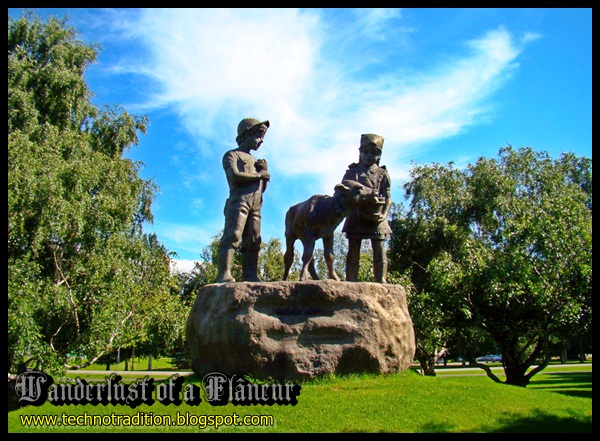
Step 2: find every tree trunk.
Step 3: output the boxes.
[503,364,529,387]
[419,358,437,376]
[131,346,135,371]
[148,354,153,371]
[415,346,437,376]
[502,353,548,387]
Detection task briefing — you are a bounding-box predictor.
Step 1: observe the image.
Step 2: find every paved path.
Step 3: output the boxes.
[416,363,591,376]
[67,370,194,376]
[68,363,590,378]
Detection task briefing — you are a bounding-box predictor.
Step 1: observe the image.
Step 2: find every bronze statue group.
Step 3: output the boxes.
[216,118,391,284]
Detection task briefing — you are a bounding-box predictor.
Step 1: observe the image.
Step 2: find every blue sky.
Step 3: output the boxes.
[9,8,592,272]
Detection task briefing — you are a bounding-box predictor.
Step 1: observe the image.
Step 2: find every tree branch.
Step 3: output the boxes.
[476,362,504,384]
[66,310,133,370]
[49,320,67,351]
[53,249,80,336]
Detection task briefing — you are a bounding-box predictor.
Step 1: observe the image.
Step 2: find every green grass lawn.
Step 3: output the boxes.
[78,356,185,372]
[8,368,591,433]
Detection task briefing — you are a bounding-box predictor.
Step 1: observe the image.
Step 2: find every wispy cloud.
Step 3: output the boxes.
[353,8,405,41]
[121,8,320,143]
[93,8,536,259]
[111,9,528,197]
[147,221,219,258]
[15,8,587,264]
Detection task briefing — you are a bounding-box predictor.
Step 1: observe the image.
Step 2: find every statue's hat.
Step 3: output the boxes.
[237,118,270,137]
[360,133,384,150]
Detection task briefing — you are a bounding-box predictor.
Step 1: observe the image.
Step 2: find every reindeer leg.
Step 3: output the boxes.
[300,239,317,281]
[283,234,296,281]
[283,208,296,281]
[308,258,319,280]
[322,235,339,281]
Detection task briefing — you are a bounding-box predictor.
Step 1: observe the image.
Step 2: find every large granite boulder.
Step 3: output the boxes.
[186,280,415,382]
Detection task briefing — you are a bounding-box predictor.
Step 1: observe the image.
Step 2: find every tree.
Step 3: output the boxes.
[257,237,284,282]
[388,166,467,376]
[8,11,177,378]
[389,146,592,386]
[126,235,189,369]
[405,287,451,376]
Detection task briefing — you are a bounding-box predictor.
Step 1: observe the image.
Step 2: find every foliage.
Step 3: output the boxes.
[258,237,288,281]
[389,146,592,386]
[8,11,183,378]
[388,194,461,375]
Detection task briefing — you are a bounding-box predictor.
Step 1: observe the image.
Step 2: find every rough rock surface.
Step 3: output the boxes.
[186,280,415,381]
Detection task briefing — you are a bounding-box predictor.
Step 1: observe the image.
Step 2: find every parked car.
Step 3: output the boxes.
[476,354,502,363]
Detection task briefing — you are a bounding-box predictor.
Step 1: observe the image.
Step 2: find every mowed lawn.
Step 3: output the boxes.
[8,366,591,433]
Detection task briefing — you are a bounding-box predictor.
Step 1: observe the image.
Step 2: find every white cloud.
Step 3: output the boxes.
[169,259,199,274]
[149,221,219,259]
[116,10,530,217]
[266,26,524,196]
[353,8,404,41]
[521,32,542,45]
[123,8,320,143]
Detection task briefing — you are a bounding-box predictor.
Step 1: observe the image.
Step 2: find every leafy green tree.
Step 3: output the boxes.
[129,236,189,368]
[390,146,592,386]
[257,237,287,281]
[407,288,450,376]
[388,180,465,376]
[8,11,177,378]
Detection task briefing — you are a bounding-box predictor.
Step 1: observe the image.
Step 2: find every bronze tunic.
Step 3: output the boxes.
[342,162,392,239]
[220,149,264,250]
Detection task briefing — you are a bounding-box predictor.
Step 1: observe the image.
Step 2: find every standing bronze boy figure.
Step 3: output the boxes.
[342,133,392,283]
[216,118,271,283]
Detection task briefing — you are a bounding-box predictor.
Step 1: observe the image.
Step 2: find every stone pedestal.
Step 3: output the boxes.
[186,280,415,381]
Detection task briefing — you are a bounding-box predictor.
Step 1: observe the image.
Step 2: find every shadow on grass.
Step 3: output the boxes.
[484,408,592,433]
[414,407,592,433]
[528,372,592,399]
